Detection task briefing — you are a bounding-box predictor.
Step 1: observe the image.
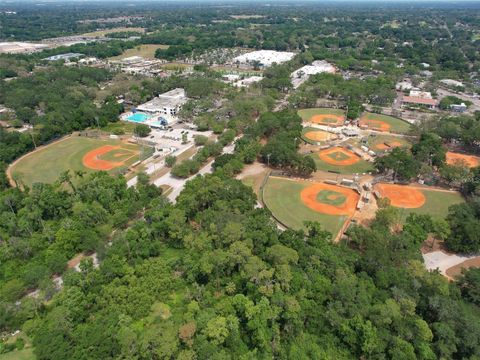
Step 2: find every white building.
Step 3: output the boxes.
[396,80,415,91]
[43,53,84,61]
[450,103,468,113]
[136,88,188,116]
[232,50,296,68]
[409,90,432,99]
[291,60,336,88]
[440,79,464,88]
[233,76,264,87]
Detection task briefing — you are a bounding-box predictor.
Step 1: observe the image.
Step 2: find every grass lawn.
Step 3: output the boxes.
[360,112,412,134]
[10,136,152,187]
[100,121,137,134]
[263,177,347,236]
[366,134,412,154]
[161,63,192,71]
[109,44,169,60]
[297,108,345,122]
[0,348,35,360]
[310,153,373,174]
[392,189,465,221]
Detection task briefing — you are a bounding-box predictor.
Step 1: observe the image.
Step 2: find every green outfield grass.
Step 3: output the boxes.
[360,112,412,134]
[366,134,412,154]
[10,136,152,187]
[309,152,374,174]
[388,188,465,221]
[263,176,347,236]
[297,108,345,122]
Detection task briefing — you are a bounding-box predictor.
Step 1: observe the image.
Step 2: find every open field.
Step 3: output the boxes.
[237,162,269,198]
[301,127,338,144]
[359,112,411,134]
[310,146,373,174]
[109,44,169,60]
[298,108,345,127]
[9,136,152,187]
[263,176,358,236]
[100,121,137,134]
[0,348,35,360]
[81,27,146,37]
[366,134,411,153]
[161,63,192,71]
[446,151,480,168]
[446,256,480,279]
[375,183,464,219]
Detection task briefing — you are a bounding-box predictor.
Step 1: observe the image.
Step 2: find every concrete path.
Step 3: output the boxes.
[422,250,478,277]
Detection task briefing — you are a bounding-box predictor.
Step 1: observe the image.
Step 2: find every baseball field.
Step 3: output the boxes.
[310,146,373,174]
[9,136,152,187]
[374,183,465,219]
[263,176,359,236]
[298,108,346,127]
[301,126,338,144]
[446,151,480,168]
[366,134,411,153]
[359,112,411,134]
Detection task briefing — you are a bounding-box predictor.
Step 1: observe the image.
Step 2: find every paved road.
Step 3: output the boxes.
[152,141,236,203]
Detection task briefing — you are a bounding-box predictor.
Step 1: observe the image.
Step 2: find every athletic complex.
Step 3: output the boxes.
[259,107,466,240]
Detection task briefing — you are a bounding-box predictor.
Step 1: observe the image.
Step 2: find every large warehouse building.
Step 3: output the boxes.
[136,88,188,116]
[232,50,296,68]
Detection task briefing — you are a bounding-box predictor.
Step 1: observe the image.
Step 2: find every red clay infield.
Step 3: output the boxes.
[374,140,404,151]
[318,147,360,166]
[375,183,426,208]
[310,114,345,127]
[359,117,390,132]
[300,183,359,216]
[446,152,480,168]
[304,130,336,142]
[82,145,137,171]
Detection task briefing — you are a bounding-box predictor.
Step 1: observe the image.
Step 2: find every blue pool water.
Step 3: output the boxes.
[126,113,152,122]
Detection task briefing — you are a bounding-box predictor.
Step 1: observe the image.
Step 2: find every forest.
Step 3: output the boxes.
[0,1,480,359]
[1,168,480,359]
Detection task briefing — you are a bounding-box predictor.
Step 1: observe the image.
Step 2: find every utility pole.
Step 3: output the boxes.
[267,153,271,167]
[29,119,37,149]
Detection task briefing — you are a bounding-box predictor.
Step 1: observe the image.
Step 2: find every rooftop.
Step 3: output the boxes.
[232,50,296,67]
[291,60,336,88]
[43,53,84,61]
[136,88,188,113]
[401,96,438,106]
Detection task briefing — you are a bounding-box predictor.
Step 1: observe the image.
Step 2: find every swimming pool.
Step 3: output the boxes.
[126,112,152,123]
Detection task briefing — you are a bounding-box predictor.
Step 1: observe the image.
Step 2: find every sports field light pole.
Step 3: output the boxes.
[267,153,271,167]
[30,119,37,149]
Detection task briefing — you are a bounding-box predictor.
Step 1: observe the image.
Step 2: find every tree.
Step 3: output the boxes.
[165,155,177,167]
[458,268,480,306]
[194,135,208,146]
[411,132,446,167]
[134,124,151,138]
[374,148,419,181]
[445,202,480,253]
